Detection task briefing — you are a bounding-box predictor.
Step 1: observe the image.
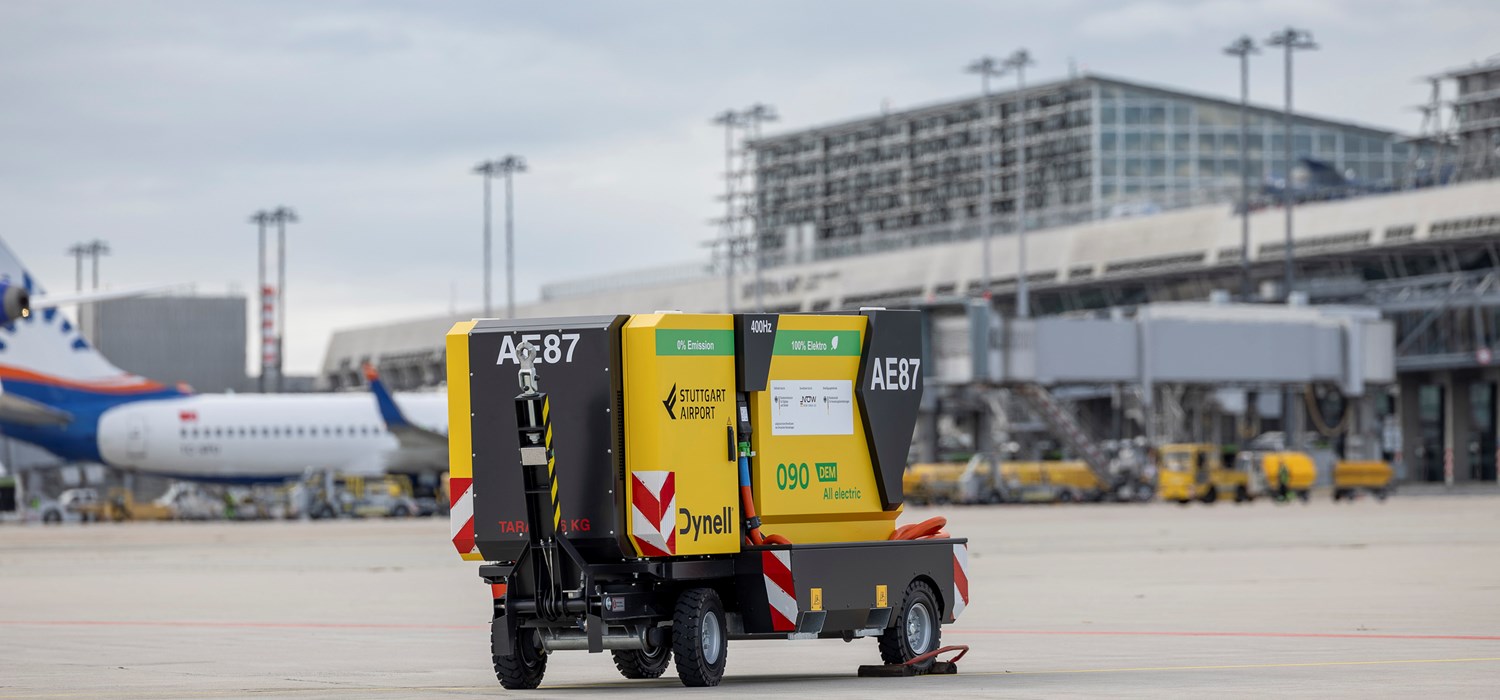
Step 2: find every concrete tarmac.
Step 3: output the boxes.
[2,495,1499,698]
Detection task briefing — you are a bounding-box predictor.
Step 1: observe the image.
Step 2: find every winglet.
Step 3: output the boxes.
[364,362,410,429]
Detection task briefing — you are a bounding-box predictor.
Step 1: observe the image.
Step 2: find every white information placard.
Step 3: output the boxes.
[769,379,854,436]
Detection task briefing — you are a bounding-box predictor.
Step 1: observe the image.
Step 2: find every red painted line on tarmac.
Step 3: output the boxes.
[950,629,1500,642]
[0,620,486,631]
[4,620,1495,642]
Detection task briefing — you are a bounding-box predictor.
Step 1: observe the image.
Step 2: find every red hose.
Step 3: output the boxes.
[889,516,948,541]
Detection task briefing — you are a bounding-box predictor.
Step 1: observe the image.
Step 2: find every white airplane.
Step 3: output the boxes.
[0,238,449,484]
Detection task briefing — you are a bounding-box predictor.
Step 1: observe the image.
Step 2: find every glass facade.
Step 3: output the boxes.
[751,76,1420,264]
[1092,81,1414,212]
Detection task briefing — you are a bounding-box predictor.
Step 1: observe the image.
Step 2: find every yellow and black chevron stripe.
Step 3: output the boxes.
[542,395,561,531]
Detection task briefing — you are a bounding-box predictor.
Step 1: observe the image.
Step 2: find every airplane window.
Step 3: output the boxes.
[180,428,187,438]
[335,426,343,436]
[238,427,246,437]
[214,427,223,437]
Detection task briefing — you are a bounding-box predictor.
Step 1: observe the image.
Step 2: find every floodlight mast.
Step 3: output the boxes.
[712,109,743,312]
[497,155,527,319]
[1000,49,1035,319]
[1224,35,1259,300]
[965,56,1003,303]
[741,103,779,313]
[269,206,297,392]
[248,210,274,392]
[1266,27,1317,301]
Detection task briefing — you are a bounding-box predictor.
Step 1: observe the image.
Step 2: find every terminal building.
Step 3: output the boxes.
[322,70,1500,487]
[1447,57,1500,181]
[750,73,1429,266]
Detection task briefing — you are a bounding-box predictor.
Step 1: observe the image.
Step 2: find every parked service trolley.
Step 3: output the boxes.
[446,311,969,688]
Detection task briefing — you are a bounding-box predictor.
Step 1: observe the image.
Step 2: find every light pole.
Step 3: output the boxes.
[712,110,742,312]
[1224,36,1259,300]
[249,210,273,392]
[1001,49,1035,318]
[966,56,1003,301]
[473,160,499,318]
[66,243,87,292]
[81,239,110,290]
[1266,27,1317,301]
[497,155,527,319]
[741,103,778,312]
[269,206,297,392]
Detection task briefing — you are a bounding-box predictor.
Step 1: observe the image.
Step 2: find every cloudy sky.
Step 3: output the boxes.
[2,0,1495,375]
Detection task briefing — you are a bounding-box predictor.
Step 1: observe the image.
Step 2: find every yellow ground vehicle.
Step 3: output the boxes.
[903,461,967,504]
[73,487,176,522]
[1001,461,1101,500]
[449,311,969,688]
[1238,451,1317,503]
[905,458,1104,504]
[1332,461,1393,501]
[1157,443,1249,504]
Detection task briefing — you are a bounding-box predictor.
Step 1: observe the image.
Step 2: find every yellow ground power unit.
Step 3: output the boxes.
[446,310,968,689]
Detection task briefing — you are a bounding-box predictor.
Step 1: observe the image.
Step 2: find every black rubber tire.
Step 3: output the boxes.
[313,504,336,520]
[43,510,62,524]
[391,505,410,518]
[1297,490,1310,503]
[672,587,727,687]
[1374,488,1389,502]
[878,579,941,670]
[1234,486,1250,503]
[1200,485,1218,504]
[612,636,671,679]
[492,625,547,690]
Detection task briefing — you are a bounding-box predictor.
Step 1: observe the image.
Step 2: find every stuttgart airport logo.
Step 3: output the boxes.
[663,383,678,419]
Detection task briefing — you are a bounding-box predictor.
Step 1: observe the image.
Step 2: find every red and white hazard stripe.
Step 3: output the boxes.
[762,549,797,631]
[951,542,970,621]
[630,471,676,557]
[450,476,475,555]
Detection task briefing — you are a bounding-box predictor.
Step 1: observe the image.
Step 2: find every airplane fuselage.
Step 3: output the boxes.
[95,393,448,483]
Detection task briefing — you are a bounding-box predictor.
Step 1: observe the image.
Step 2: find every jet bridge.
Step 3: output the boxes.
[924,299,1398,481]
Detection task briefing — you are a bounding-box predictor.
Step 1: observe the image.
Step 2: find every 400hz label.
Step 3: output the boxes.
[774,461,862,500]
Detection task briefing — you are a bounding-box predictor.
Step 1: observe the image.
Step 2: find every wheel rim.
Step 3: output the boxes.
[701,611,722,665]
[905,601,934,655]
